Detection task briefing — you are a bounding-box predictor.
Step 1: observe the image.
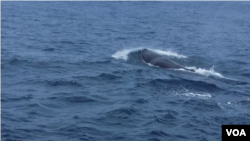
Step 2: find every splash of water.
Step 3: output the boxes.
[111,48,143,61]
[153,49,187,58]
[179,66,225,78]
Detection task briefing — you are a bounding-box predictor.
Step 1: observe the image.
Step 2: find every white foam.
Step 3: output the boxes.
[182,92,212,99]
[111,48,187,61]
[178,66,225,78]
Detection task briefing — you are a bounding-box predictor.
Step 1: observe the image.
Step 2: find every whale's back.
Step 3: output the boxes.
[141,49,161,63]
[141,49,189,70]
[149,57,183,69]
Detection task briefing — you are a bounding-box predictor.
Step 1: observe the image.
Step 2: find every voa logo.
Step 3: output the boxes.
[226,129,246,136]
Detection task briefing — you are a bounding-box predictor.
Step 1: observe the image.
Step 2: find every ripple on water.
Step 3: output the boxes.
[95,73,122,80]
[46,80,82,87]
[64,96,96,103]
[149,130,171,137]
[183,99,222,112]
[42,48,55,51]
[141,78,222,92]
[104,106,140,119]
[58,125,111,141]
[134,98,149,104]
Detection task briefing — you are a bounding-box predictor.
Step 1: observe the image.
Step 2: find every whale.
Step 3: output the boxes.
[141,49,194,72]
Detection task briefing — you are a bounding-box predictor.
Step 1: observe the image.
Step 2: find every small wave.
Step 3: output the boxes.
[113,69,145,74]
[43,48,55,52]
[134,98,149,104]
[149,130,171,138]
[183,99,222,112]
[47,80,82,87]
[84,73,122,81]
[105,106,139,118]
[112,48,187,61]
[150,111,179,126]
[146,78,221,92]
[1,94,33,102]
[64,96,95,103]
[97,73,122,80]
[59,125,110,140]
[7,56,29,65]
[225,99,250,106]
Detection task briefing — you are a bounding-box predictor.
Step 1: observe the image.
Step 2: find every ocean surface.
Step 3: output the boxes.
[1,1,250,141]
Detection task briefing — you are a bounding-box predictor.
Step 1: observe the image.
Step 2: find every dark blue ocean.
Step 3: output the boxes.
[1,1,250,141]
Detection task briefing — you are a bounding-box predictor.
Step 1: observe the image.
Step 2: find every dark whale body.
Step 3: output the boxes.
[141,49,194,72]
